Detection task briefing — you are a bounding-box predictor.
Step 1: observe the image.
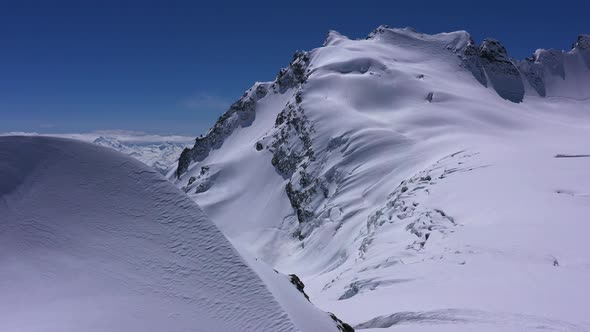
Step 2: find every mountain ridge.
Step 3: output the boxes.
[171,25,590,330]
[176,26,590,180]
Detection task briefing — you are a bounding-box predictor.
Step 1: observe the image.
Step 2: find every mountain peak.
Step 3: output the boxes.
[175,26,590,179]
[366,25,472,54]
[478,38,510,61]
[573,34,590,50]
[323,30,348,46]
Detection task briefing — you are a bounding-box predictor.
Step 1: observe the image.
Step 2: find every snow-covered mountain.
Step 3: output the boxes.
[93,136,187,174]
[0,136,350,332]
[173,26,590,331]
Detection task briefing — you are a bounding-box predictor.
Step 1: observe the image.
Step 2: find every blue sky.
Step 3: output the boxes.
[1,0,588,136]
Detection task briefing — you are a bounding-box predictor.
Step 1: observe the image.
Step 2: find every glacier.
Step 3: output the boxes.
[173,26,590,331]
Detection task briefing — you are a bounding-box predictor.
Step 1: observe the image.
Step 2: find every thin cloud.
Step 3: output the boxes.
[0,131,195,145]
[182,93,232,111]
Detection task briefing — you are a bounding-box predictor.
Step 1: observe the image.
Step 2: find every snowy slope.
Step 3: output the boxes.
[173,27,590,331]
[0,136,342,332]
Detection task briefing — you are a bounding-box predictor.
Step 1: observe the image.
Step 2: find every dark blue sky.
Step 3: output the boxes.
[1,0,588,136]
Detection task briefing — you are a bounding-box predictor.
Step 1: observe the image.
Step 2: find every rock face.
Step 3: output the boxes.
[518,56,546,97]
[176,52,311,179]
[267,90,322,232]
[274,51,310,93]
[460,34,590,101]
[574,34,590,50]
[478,39,525,103]
[460,39,525,103]
[574,34,590,69]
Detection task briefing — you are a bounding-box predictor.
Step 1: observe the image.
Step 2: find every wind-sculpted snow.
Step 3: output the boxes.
[174,25,590,331]
[355,309,589,331]
[0,136,342,332]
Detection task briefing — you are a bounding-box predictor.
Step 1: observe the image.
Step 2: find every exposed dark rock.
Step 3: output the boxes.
[460,39,525,103]
[367,24,391,39]
[177,147,193,179]
[286,182,315,224]
[194,181,212,194]
[329,313,355,332]
[460,40,488,87]
[275,51,310,93]
[175,49,313,179]
[288,274,310,301]
[535,49,566,79]
[478,39,525,103]
[180,165,217,194]
[288,273,355,331]
[266,89,322,231]
[338,282,360,300]
[574,34,590,69]
[187,176,196,186]
[518,57,546,97]
[574,35,590,70]
[574,34,590,50]
[426,92,434,102]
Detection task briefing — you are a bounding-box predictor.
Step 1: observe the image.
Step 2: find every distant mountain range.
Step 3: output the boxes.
[92,136,188,175]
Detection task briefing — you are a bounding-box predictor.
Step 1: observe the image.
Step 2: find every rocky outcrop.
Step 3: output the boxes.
[460,39,525,103]
[573,34,590,51]
[459,40,488,87]
[274,51,310,93]
[181,165,217,194]
[478,39,525,103]
[267,91,322,231]
[176,51,311,179]
[518,56,546,97]
[329,313,355,332]
[573,34,590,69]
[461,34,590,101]
[289,274,310,301]
[288,273,355,331]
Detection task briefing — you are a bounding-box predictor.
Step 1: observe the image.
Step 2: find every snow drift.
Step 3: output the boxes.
[0,136,341,332]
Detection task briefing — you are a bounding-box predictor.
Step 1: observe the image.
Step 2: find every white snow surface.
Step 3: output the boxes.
[175,27,590,331]
[0,136,339,332]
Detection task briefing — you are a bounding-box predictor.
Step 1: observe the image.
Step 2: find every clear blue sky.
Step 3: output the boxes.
[1,0,588,136]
